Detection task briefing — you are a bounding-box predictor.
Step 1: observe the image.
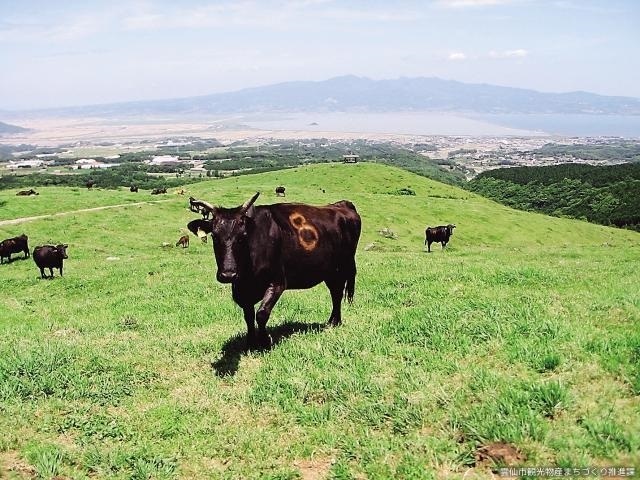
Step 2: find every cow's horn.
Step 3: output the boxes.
[240,191,260,214]
[193,199,216,214]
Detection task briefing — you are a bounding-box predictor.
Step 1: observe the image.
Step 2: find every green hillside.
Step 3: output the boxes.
[468,163,640,231]
[1,163,639,479]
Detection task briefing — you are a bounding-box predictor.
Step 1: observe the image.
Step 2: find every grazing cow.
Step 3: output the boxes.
[16,189,38,196]
[0,234,29,264]
[176,235,189,248]
[424,224,456,253]
[33,244,68,278]
[189,197,211,219]
[130,185,138,192]
[187,192,361,349]
[151,187,167,195]
[86,180,95,189]
[275,186,286,197]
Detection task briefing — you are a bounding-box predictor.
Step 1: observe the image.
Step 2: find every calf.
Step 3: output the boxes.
[424,224,456,253]
[130,185,139,192]
[151,187,167,195]
[176,235,189,248]
[0,234,29,264]
[33,244,68,278]
[275,186,286,197]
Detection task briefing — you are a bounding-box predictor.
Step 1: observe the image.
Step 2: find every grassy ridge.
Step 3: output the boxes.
[1,163,639,479]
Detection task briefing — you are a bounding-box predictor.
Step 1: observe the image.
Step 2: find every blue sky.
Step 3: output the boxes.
[1,0,638,110]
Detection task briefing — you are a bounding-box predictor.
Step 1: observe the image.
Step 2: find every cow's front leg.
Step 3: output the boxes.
[255,284,284,349]
[243,306,257,349]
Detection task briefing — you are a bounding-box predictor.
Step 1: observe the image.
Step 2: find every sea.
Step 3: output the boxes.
[239,112,640,138]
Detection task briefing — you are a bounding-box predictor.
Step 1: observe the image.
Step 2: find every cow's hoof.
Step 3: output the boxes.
[327,318,342,327]
[256,334,273,350]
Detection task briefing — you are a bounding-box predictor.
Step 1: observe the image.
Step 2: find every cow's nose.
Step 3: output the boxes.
[217,271,237,283]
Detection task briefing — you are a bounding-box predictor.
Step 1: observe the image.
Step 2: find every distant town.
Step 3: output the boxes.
[1,132,638,182]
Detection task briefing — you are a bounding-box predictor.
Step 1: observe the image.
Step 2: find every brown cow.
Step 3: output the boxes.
[16,189,38,196]
[0,234,29,264]
[187,192,361,349]
[33,244,68,278]
[176,235,189,248]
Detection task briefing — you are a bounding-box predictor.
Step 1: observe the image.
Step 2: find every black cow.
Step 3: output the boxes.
[189,197,211,219]
[33,244,68,278]
[130,185,139,192]
[16,189,38,196]
[275,186,286,197]
[151,187,167,195]
[86,180,96,189]
[425,224,456,253]
[0,234,29,264]
[187,192,361,349]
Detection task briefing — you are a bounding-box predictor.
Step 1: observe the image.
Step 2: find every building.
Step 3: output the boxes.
[7,159,45,169]
[147,155,182,167]
[343,154,359,163]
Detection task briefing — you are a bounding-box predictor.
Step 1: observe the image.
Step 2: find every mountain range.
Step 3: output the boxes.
[13,76,640,117]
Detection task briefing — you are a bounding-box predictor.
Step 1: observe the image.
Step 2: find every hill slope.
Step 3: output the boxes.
[0,120,27,134]
[1,164,639,478]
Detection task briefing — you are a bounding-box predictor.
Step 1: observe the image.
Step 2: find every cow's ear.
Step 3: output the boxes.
[187,219,212,236]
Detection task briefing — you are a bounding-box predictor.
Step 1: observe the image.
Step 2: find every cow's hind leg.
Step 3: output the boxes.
[49,268,54,278]
[255,284,284,349]
[39,267,45,278]
[427,241,432,253]
[326,278,345,327]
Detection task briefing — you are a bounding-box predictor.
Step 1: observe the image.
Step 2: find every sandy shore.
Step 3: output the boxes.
[1,115,434,147]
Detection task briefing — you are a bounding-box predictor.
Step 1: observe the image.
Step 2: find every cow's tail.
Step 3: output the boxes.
[343,257,357,304]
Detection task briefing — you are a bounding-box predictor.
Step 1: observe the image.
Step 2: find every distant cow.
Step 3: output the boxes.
[176,235,189,248]
[151,187,167,195]
[0,234,29,264]
[187,192,361,349]
[189,196,211,219]
[33,244,68,278]
[425,224,456,253]
[86,180,96,189]
[275,186,286,197]
[130,185,138,192]
[16,189,38,196]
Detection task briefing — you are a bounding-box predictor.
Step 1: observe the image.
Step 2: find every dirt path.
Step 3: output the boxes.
[0,199,174,227]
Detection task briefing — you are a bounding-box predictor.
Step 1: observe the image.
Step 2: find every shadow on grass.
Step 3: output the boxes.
[211,321,326,377]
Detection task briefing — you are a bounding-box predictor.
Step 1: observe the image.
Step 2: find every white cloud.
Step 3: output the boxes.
[448,52,467,60]
[489,48,528,58]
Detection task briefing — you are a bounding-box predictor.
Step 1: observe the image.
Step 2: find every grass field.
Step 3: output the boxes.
[1,163,639,479]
